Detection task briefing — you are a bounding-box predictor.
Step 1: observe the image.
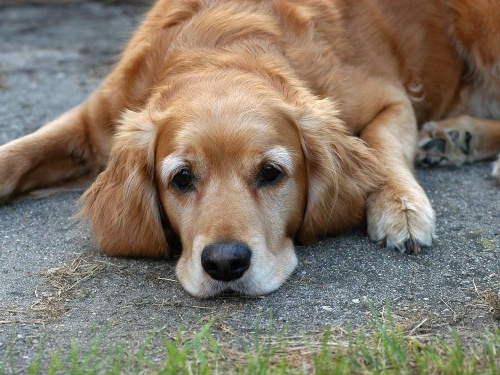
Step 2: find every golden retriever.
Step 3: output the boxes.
[0,0,499,297]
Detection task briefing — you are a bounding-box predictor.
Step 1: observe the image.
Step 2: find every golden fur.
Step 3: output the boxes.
[0,0,499,297]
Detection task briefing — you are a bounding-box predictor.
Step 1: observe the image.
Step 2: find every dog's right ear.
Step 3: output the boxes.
[293,98,382,244]
[79,110,168,258]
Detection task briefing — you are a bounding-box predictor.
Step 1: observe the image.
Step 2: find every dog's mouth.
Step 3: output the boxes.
[176,237,298,298]
[192,275,260,298]
[177,258,295,298]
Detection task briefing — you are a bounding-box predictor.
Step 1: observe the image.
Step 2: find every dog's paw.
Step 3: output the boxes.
[417,119,473,167]
[367,183,435,254]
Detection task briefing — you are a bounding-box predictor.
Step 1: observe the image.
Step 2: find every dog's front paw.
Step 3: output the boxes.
[417,119,473,167]
[367,183,435,254]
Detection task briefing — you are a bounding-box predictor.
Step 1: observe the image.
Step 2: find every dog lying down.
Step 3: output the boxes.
[1,0,499,297]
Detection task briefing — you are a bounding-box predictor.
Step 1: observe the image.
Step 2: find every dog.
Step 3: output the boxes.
[0,0,499,297]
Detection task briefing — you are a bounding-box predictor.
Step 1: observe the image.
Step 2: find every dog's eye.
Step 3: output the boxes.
[257,164,283,186]
[172,169,195,192]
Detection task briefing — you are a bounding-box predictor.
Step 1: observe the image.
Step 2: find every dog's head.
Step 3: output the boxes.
[81,72,380,297]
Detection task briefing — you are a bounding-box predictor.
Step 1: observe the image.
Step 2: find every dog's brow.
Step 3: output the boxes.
[160,155,187,183]
[263,147,293,171]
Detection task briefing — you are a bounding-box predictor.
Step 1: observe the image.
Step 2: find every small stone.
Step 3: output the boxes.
[321,306,333,312]
[352,299,360,304]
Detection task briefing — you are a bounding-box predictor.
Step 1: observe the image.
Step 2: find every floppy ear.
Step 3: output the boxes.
[295,98,382,244]
[79,110,169,258]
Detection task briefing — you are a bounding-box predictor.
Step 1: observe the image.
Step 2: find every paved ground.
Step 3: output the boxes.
[0,1,499,367]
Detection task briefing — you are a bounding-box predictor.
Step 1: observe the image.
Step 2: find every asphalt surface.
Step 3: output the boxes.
[0,1,499,367]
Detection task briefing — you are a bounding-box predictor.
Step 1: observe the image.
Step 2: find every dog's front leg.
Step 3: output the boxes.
[360,94,435,253]
[0,100,113,201]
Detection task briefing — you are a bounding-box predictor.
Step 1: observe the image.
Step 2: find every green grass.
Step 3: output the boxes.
[1,309,499,374]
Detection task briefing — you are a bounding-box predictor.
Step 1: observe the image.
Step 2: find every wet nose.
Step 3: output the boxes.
[201,241,252,281]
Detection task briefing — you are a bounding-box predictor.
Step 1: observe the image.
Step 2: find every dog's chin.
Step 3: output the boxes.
[176,244,298,298]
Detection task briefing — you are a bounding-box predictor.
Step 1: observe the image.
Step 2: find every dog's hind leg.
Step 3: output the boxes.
[417,116,500,182]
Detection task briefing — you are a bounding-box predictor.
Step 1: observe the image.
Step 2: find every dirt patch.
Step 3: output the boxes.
[480,282,500,321]
[31,254,114,322]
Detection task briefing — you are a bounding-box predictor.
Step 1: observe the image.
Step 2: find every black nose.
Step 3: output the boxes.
[201,241,252,282]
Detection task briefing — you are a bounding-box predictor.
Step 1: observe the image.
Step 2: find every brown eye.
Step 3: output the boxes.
[257,164,283,187]
[172,169,195,192]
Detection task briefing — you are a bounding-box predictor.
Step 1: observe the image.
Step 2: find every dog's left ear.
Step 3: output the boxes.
[79,110,169,258]
[294,98,382,244]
